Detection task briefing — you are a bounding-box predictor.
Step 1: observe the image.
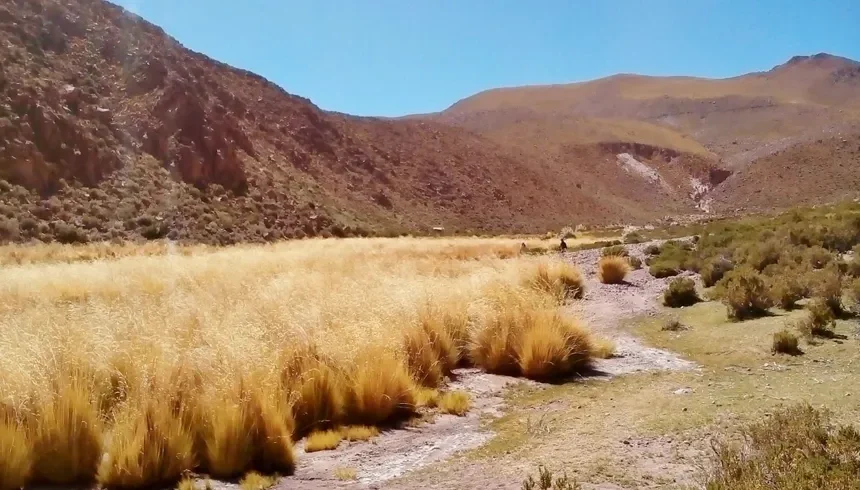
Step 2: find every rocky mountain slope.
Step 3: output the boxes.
[0,0,857,245]
[0,0,725,245]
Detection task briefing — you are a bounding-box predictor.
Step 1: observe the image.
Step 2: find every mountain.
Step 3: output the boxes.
[423,52,860,212]
[0,0,858,245]
[0,0,720,245]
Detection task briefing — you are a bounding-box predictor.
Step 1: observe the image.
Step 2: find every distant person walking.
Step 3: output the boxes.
[559,237,567,253]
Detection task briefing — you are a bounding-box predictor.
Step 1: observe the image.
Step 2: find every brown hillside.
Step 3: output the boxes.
[431,53,860,170]
[0,0,721,245]
[710,133,860,212]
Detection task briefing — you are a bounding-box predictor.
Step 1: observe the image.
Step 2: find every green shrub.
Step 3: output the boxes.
[601,245,628,257]
[623,232,645,244]
[768,274,805,310]
[663,278,700,307]
[701,257,734,287]
[807,265,843,314]
[803,246,833,269]
[649,261,680,278]
[706,404,860,490]
[53,222,89,244]
[627,256,642,270]
[771,329,801,355]
[720,267,774,320]
[806,298,836,336]
[644,243,662,256]
[741,239,782,271]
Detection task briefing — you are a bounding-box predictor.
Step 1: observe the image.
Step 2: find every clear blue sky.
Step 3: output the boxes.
[112,0,860,117]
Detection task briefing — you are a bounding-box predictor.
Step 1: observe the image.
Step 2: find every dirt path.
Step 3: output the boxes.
[566,241,697,376]
[267,241,697,490]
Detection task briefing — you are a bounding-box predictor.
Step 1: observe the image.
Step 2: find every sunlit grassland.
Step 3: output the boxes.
[0,236,599,489]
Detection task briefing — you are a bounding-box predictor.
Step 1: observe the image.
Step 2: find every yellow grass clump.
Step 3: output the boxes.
[176,476,197,490]
[0,237,598,486]
[437,391,472,416]
[591,337,617,359]
[598,256,631,284]
[525,261,585,302]
[239,472,277,490]
[304,430,343,453]
[341,425,380,442]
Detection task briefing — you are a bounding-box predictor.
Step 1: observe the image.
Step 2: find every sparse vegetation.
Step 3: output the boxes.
[304,430,344,453]
[521,465,581,490]
[719,267,774,320]
[771,329,801,355]
[700,257,733,287]
[437,391,471,416]
[663,277,700,307]
[525,261,585,301]
[707,405,860,490]
[601,245,628,257]
[239,472,277,490]
[623,232,645,244]
[341,425,380,442]
[627,255,642,269]
[591,337,616,359]
[598,256,630,284]
[334,467,358,481]
[767,273,805,310]
[661,318,686,331]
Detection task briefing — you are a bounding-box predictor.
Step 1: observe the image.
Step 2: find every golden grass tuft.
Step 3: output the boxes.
[346,350,417,425]
[239,472,277,490]
[437,391,471,416]
[515,311,594,380]
[414,388,440,408]
[525,261,585,302]
[176,476,197,490]
[0,413,32,490]
[591,337,617,359]
[340,425,380,442]
[598,257,630,284]
[304,430,343,453]
[334,467,358,481]
[97,401,195,489]
[0,237,601,486]
[30,375,103,485]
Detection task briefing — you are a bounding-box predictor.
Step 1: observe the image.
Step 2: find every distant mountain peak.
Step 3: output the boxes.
[779,52,859,70]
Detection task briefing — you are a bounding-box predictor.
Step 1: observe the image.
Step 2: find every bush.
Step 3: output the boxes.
[649,261,680,278]
[437,391,471,416]
[0,218,21,241]
[701,257,734,287]
[771,329,801,355]
[522,465,581,490]
[807,298,836,336]
[804,246,833,269]
[525,261,585,301]
[768,274,805,310]
[644,243,662,256]
[598,257,630,284]
[661,318,686,331]
[807,265,844,314]
[601,245,628,257]
[720,267,774,320]
[53,222,89,244]
[623,232,646,244]
[847,277,860,315]
[706,404,860,490]
[627,256,642,270]
[663,278,700,307]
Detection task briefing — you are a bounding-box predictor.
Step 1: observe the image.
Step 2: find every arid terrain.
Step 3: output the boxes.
[1,1,860,490]
[1,0,859,245]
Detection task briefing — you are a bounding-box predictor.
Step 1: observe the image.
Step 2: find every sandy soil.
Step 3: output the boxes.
[266,241,698,490]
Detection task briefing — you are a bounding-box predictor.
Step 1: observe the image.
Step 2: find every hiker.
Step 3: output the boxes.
[559,237,567,252]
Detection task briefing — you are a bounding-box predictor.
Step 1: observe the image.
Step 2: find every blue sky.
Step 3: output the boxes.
[112,0,860,117]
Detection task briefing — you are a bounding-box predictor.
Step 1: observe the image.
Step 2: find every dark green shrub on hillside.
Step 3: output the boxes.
[53,222,89,244]
[720,266,774,320]
[663,277,700,307]
[701,257,734,287]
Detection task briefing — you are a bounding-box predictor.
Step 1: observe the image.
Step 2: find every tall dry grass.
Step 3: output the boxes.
[0,237,594,488]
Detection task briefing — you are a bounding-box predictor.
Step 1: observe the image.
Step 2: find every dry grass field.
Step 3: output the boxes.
[0,236,605,489]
